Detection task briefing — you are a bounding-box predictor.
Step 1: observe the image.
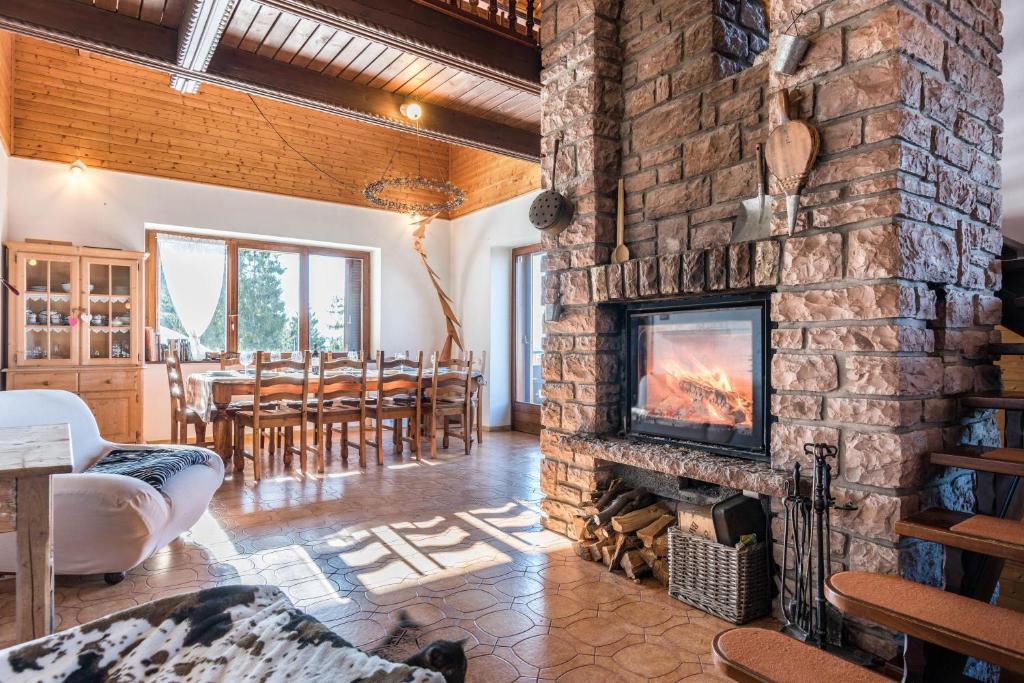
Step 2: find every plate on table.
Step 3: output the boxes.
[205,370,238,377]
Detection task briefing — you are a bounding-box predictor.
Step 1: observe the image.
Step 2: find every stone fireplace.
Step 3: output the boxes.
[538,0,1005,656]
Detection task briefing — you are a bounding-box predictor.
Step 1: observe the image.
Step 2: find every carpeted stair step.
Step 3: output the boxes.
[711,627,890,683]
[825,571,1024,674]
[930,446,1024,477]
[896,508,1024,563]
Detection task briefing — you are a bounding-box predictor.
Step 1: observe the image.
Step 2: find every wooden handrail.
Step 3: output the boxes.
[414,0,540,46]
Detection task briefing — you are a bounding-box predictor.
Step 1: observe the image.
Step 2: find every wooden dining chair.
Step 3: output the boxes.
[307,354,367,470]
[424,352,474,458]
[472,350,485,445]
[233,352,310,481]
[367,351,423,464]
[165,343,209,446]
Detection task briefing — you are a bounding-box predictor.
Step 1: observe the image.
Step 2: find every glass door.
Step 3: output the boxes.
[17,252,79,366]
[512,244,544,435]
[81,258,139,365]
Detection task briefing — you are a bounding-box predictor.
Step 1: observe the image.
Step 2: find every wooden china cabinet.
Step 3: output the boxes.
[3,241,145,442]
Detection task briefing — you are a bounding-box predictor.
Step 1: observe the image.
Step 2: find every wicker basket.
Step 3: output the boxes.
[667,527,769,624]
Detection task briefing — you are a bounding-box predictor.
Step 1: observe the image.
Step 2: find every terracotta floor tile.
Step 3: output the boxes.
[0,432,764,681]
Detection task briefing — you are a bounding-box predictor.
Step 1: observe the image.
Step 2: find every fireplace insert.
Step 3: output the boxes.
[626,294,769,460]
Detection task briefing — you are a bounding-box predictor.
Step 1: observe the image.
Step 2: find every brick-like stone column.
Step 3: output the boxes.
[538,0,625,535]
[765,0,1003,656]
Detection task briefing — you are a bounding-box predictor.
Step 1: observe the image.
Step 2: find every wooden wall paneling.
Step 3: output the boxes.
[0,30,12,153]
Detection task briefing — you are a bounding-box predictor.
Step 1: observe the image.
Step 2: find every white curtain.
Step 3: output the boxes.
[158,234,226,354]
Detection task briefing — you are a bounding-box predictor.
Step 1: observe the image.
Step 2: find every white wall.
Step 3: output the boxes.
[450,190,543,428]
[7,158,452,440]
[1003,4,1024,242]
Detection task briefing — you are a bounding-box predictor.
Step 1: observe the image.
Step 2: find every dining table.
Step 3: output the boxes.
[186,365,484,469]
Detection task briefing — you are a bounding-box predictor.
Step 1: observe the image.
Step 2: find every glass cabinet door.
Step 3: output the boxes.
[17,252,79,366]
[81,258,139,364]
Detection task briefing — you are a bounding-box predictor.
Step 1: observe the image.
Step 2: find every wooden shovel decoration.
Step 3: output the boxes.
[765,89,820,233]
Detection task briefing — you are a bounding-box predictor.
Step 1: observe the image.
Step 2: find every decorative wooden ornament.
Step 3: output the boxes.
[411,212,463,360]
[765,89,820,233]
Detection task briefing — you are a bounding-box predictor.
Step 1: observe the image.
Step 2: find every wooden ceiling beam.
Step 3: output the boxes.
[206,47,539,160]
[170,0,240,94]
[256,0,540,95]
[0,0,540,160]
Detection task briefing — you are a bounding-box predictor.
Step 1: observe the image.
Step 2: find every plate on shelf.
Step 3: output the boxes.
[27,285,47,292]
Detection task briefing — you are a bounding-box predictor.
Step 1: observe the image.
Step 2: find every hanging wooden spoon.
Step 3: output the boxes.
[611,177,630,264]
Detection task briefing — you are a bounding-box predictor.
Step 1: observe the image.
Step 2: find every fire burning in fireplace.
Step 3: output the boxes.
[640,332,754,430]
[651,358,753,429]
[628,299,767,458]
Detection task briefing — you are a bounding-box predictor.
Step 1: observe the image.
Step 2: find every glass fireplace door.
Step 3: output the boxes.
[628,300,767,458]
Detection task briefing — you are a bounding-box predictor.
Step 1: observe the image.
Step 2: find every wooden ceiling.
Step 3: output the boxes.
[0,0,541,160]
[218,1,540,131]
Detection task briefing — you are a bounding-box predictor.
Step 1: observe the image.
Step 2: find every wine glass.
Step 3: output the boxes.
[239,350,253,373]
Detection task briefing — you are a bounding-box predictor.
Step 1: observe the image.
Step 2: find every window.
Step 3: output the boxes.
[146,230,370,357]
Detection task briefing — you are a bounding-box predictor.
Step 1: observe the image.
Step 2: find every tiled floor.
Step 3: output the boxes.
[0,431,738,681]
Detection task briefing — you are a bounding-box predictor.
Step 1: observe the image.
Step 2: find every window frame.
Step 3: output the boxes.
[145,229,371,357]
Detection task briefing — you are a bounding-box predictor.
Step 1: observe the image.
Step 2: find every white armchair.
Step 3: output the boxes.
[0,390,224,582]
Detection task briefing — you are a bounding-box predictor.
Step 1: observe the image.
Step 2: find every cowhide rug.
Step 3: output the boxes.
[0,585,444,682]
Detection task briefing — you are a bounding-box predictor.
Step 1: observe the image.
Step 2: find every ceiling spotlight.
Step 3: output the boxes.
[69,159,87,177]
[400,100,423,121]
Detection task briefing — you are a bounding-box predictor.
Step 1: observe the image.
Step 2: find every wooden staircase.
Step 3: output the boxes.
[713,246,1024,682]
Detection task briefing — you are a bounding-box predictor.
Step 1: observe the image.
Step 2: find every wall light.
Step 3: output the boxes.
[69,159,87,177]
[400,100,423,121]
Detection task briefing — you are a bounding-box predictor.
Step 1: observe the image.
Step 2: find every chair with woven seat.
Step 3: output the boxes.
[423,352,474,458]
[367,351,423,464]
[307,354,367,470]
[233,352,310,481]
[165,345,208,446]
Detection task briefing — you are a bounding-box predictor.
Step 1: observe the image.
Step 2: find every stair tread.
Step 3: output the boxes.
[989,343,1024,355]
[712,627,889,683]
[931,446,1024,477]
[961,392,1024,410]
[896,508,1024,562]
[825,571,1024,674]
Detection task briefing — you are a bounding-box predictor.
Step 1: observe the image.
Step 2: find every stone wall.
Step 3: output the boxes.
[538,0,1004,657]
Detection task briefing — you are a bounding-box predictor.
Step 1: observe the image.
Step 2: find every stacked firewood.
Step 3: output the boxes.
[571,479,675,584]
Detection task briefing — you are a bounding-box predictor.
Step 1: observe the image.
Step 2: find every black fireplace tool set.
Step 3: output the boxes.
[780,442,857,649]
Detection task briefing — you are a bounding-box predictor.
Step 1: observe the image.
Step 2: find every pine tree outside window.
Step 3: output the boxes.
[147,229,370,358]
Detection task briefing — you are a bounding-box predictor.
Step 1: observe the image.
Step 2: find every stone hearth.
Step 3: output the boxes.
[537,0,1004,657]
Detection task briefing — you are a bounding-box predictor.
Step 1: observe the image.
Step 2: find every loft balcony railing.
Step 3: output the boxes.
[415,0,539,46]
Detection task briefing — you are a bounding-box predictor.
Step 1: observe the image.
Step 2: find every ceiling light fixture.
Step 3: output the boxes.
[400,100,423,121]
[69,159,87,177]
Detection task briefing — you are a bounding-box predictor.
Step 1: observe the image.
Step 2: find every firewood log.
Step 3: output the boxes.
[600,544,615,567]
[611,503,669,534]
[609,533,638,571]
[637,515,675,547]
[621,550,651,580]
[572,517,594,541]
[594,524,611,541]
[639,548,659,567]
[651,534,669,558]
[593,537,614,562]
[573,541,597,560]
[593,478,626,509]
[651,558,669,585]
[591,487,649,526]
